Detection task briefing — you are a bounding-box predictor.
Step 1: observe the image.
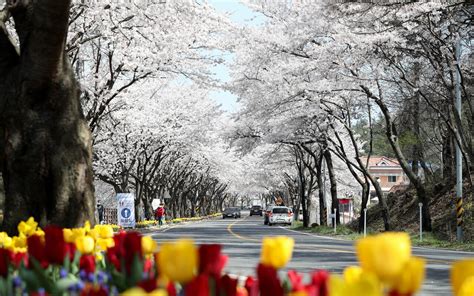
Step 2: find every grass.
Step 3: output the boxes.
[410,232,474,252]
[292,221,474,251]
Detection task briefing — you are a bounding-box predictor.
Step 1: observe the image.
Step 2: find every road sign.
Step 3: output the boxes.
[117,193,135,228]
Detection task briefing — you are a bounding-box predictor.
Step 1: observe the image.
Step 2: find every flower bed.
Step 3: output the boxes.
[0,217,472,295]
[135,214,221,229]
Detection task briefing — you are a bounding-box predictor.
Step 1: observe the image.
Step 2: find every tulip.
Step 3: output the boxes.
[0,232,12,249]
[329,273,381,296]
[451,259,474,296]
[287,270,305,291]
[95,225,114,239]
[0,248,10,277]
[44,226,67,265]
[17,217,37,237]
[142,236,158,255]
[244,276,259,296]
[124,232,143,273]
[79,254,96,274]
[76,236,95,254]
[122,287,168,296]
[27,235,48,268]
[260,236,294,269]
[158,239,198,283]
[12,235,27,249]
[257,263,284,296]
[220,274,238,296]
[185,274,210,296]
[390,257,425,295]
[356,232,411,285]
[96,238,115,252]
[310,270,330,296]
[198,244,228,277]
[63,229,73,243]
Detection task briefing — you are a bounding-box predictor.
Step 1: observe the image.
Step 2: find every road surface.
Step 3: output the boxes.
[149,211,472,295]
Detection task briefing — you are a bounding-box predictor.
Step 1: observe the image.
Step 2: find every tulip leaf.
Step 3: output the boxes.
[29,258,56,293]
[128,254,144,287]
[19,268,41,292]
[55,277,78,292]
[111,269,127,292]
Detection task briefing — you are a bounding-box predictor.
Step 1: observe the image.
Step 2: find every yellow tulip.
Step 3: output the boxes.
[95,225,114,239]
[63,229,74,243]
[142,236,158,255]
[17,217,38,237]
[96,238,115,251]
[458,276,474,296]
[121,287,168,296]
[76,235,95,254]
[34,228,45,238]
[329,274,382,296]
[451,259,474,296]
[12,234,27,249]
[391,257,425,294]
[356,232,411,285]
[71,228,86,242]
[0,232,12,248]
[84,221,91,233]
[288,292,307,296]
[343,266,363,284]
[158,239,198,283]
[260,236,294,269]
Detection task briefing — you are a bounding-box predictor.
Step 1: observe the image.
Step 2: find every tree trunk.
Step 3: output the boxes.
[323,150,340,224]
[316,154,327,226]
[358,182,370,233]
[362,84,432,231]
[0,1,95,234]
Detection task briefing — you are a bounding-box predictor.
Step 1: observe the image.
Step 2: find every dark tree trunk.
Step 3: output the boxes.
[0,1,95,234]
[323,150,340,224]
[316,154,327,226]
[358,182,370,233]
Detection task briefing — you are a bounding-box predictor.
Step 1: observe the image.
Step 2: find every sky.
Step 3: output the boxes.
[207,0,265,113]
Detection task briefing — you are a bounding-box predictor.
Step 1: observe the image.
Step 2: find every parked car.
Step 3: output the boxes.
[263,205,275,225]
[223,207,241,219]
[249,205,263,216]
[268,206,293,226]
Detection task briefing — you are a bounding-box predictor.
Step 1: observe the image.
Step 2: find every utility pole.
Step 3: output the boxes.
[455,39,463,241]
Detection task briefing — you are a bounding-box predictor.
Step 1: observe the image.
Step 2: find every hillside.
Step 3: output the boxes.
[355,182,473,242]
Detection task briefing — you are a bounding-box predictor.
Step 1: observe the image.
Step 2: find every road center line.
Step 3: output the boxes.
[226,217,260,242]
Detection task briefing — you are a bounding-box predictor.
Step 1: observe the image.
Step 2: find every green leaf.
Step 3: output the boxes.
[128,254,144,288]
[30,258,56,293]
[55,277,79,292]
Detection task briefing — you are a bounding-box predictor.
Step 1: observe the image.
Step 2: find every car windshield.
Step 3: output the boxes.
[272,208,289,214]
[252,206,261,209]
[225,208,238,212]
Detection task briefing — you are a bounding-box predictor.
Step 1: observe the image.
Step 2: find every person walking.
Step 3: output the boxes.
[155,204,166,226]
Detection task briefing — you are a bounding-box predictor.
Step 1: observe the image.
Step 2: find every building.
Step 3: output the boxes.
[360,156,409,203]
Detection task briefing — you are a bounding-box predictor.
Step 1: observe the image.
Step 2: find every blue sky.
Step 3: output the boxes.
[207,0,264,112]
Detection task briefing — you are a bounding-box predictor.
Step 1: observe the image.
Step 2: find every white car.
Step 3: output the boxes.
[268,206,293,226]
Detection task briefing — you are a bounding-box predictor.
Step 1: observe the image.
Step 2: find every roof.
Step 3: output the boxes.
[360,156,400,167]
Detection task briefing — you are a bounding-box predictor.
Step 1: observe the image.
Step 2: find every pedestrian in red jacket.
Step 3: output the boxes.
[155,204,166,226]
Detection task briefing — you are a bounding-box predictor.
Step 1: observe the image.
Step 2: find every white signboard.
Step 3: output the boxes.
[117,193,135,228]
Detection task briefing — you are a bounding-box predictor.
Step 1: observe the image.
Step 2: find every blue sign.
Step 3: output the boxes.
[121,208,131,219]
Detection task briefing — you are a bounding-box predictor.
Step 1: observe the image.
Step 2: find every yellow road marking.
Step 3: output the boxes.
[227,218,260,242]
[227,218,453,265]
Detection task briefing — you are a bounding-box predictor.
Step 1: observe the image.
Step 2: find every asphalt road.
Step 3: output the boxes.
[150,211,473,295]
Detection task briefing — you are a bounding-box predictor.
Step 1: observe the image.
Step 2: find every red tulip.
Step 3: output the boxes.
[123,232,142,273]
[219,274,238,296]
[9,251,27,269]
[27,235,48,268]
[288,270,304,291]
[66,243,76,261]
[185,274,210,296]
[310,270,329,296]
[167,282,177,296]
[257,263,283,296]
[79,255,96,274]
[199,244,228,277]
[44,226,67,265]
[0,248,10,277]
[138,278,158,293]
[144,258,153,275]
[106,247,121,271]
[245,276,259,296]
